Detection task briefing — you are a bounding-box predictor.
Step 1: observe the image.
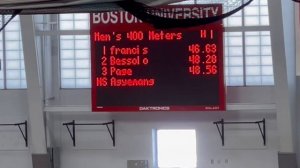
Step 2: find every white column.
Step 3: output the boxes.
[268,0,296,152]
[20,15,47,154]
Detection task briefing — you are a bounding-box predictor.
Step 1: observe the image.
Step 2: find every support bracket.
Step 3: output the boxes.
[62,120,115,147]
[0,120,28,147]
[213,118,266,146]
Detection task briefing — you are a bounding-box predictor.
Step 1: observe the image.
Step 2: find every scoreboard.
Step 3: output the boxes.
[91,5,225,112]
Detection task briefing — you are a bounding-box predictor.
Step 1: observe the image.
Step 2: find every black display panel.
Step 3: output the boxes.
[91,5,225,111]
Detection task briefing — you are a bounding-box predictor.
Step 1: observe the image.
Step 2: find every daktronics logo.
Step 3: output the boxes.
[92,6,220,25]
[139,106,170,111]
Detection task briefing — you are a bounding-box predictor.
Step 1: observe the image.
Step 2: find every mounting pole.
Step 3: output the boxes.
[221,118,224,146]
[257,118,266,146]
[63,120,76,146]
[214,118,266,146]
[214,119,224,146]
[62,120,115,147]
[0,120,28,147]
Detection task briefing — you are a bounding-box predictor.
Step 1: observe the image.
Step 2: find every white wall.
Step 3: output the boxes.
[42,83,279,168]
[0,85,278,168]
[0,90,32,168]
[48,111,278,168]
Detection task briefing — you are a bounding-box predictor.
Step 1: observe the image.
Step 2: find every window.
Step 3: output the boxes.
[154,129,197,168]
[59,0,274,88]
[59,14,91,88]
[224,31,273,86]
[219,0,273,86]
[225,32,244,85]
[245,31,273,85]
[0,15,27,89]
[60,35,91,88]
[59,13,90,30]
[198,0,273,86]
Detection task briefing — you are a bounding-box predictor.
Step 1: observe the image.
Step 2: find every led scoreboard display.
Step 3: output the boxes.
[91,4,225,112]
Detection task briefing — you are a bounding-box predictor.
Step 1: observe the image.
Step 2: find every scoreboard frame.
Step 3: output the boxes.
[91,5,226,112]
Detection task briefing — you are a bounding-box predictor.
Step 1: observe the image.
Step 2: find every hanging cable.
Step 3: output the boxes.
[117,0,254,29]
